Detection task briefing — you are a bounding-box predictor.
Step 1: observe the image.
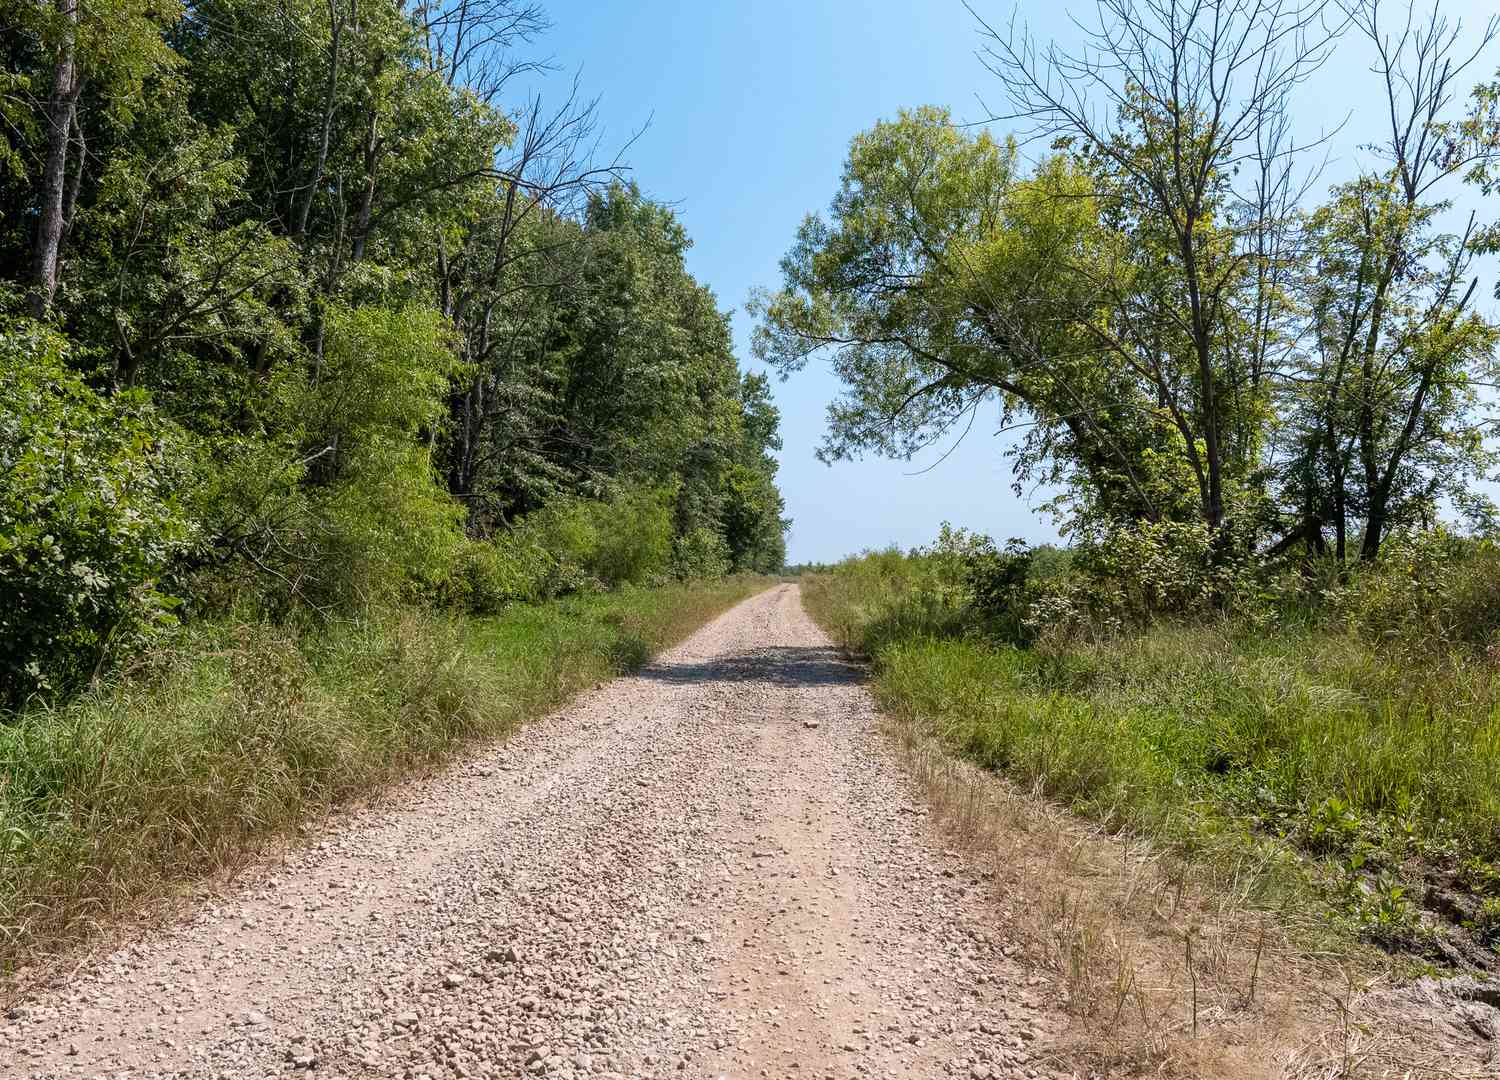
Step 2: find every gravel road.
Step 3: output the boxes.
[4,585,1067,1080]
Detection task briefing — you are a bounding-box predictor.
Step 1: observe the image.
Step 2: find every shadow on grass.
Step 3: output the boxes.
[607,633,652,672]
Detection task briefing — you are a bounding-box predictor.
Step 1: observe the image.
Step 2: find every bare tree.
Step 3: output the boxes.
[972,0,1342,536]
[415,0,552,99]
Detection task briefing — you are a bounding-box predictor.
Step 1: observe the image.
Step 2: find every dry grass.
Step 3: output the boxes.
[880,707,1494,1079]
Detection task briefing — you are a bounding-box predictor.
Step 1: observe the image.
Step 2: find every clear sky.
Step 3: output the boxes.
[522,0,1499,564]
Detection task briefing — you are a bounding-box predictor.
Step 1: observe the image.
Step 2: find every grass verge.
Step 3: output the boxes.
[801,565,1500,965]
[0,576,769,972]
[799,568,1500,1075]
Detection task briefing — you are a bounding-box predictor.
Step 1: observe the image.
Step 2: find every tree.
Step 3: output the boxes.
[1,0,182,317]
[751,107,1201,531]
[1281,0,1500,558]
[0,0,787,697]
[973,0,1340,538]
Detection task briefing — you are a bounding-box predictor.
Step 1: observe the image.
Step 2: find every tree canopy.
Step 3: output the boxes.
[0,0,786,703]
[754,0,1500,561]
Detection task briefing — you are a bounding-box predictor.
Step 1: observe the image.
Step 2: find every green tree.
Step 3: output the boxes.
[1281,1,1500,559]
[0,317,193,702]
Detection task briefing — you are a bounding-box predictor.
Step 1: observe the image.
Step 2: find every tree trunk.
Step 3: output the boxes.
[1359,503,1386,561]
[350,49,385,262]
[28,0,82,320]
[1178,210,1224,535]
[350,117,378,261]
[1332,481,1346,562]
[293,0,344,239]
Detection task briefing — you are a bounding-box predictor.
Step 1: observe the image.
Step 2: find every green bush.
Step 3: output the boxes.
[312,443,464,609]
[671,526,731,580]
[183,304,467,616]
[1330,531,1500,652]
[446,533,555,613]
[582,486,674,585]
[0,319,194,703]
[444,487,686,613]
[516,487,674,592]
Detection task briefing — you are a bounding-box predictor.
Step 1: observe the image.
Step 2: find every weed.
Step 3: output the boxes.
[802,553,1500,959]
[0,577,768,971]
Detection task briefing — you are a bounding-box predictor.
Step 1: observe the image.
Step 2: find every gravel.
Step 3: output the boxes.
[3,585,1066,1079]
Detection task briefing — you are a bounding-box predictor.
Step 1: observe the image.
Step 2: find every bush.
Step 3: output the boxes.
[443,487,684,613]
[1330,531,1500,652]
[312,443,465,609]
[446,533,555,613]
[516,487,675,592]
[921,524,1035,642]
[1023,519,1266,642]
[183,304,468,616]
[670,527,731,580]
[0,319,194,703]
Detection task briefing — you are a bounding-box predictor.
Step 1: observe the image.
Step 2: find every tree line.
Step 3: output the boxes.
[754,0,1499,568]
[0,0,787,704]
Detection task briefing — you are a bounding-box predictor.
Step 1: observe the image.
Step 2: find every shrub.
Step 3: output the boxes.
[926,525,1035,642]
[517,487,675,591]
[1022,518,1268,642]
[1331,531,1500,651]
[585,486,674,585]
[185,303,467,615]
[312,443,464,609]
[0,319,194,703]
[446,533,555,613]
[670,527,731,580]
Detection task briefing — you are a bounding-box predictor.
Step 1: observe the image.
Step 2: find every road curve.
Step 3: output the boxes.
[4,585,1063,1080]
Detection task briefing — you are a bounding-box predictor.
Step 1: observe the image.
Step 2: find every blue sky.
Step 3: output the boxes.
[525,0,1500,564]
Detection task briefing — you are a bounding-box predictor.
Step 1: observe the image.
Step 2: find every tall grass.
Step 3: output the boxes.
[803,557,1500,946]
[0,576,768,970]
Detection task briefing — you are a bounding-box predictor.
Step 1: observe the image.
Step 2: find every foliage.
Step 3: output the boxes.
[515,487,676,593]
[803,535,1500,955]
[0,319,193,703]
[0,3,787,697]
[755,2,1500,563]
[1329,531,1500,651]
[670,527,732,581]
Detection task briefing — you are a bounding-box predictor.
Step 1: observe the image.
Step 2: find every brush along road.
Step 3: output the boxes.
[5,585,1065,1080]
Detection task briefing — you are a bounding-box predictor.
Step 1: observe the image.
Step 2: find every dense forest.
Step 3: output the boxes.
[0,0,787,707]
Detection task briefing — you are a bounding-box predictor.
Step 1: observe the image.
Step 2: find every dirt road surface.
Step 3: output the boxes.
[4,585,1069,1080]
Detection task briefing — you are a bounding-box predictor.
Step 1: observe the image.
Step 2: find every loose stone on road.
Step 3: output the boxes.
[4,585,1066,1079]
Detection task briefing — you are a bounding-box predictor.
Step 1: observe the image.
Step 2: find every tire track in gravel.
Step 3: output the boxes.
[4,585,1068,1080]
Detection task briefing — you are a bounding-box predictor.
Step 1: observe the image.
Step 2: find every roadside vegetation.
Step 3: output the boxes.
[0,575,764,971]
[804,528,1500,967]
[1,0,786,965]
[759,0,1500,978]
